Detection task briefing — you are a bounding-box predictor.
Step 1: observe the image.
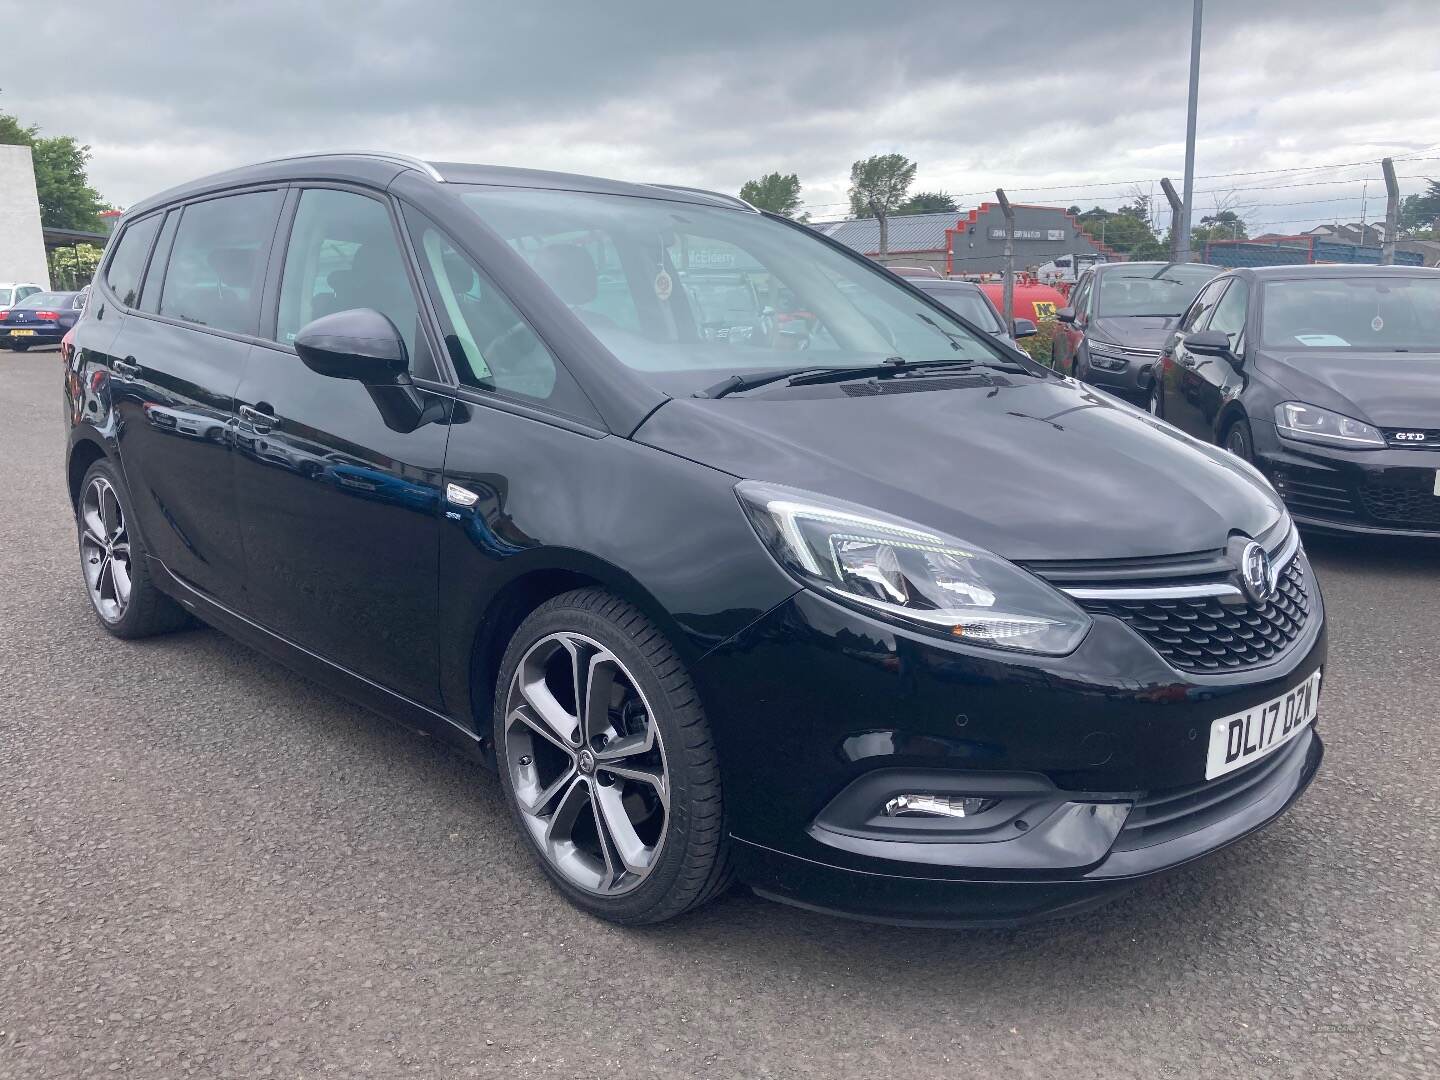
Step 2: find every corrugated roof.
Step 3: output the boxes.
[811,210,961,254]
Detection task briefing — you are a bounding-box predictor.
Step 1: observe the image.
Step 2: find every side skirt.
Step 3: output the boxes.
[149,556,491,766]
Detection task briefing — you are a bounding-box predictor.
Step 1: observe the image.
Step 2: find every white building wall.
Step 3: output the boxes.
[0,145,51,288]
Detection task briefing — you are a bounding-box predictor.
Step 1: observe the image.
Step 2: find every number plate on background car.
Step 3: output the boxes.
[9,329,36,336]
[1205,670,1321,780]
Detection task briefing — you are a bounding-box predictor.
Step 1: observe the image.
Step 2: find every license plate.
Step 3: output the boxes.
[1205,670,1321,780]
[9,329,36,336]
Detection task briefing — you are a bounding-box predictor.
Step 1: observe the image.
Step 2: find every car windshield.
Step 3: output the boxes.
[458,187,1002,395]
[20,292,69,309]
[1260,276,1440,350]
[911,283,1003,332]
[1095,263,1218,317]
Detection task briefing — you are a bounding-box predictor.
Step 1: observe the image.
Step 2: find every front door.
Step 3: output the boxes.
[231,186,452,707]
[1170,278,1242,440]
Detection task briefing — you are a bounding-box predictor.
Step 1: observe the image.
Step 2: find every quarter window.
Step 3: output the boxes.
[139,211,179,313]
[160,191,282,335]
[406,211,595,419]
[104,214,162,308]
[276,189,422,364]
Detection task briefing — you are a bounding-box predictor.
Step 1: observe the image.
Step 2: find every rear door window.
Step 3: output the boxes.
[160,190,283,336]
[104,215,162,308]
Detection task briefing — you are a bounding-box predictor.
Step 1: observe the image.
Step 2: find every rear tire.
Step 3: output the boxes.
[493,588,732,924]
[76,459,191,639]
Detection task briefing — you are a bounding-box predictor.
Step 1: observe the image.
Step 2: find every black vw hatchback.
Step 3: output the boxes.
[1154,264,1440,539]
[64,154,1325,926]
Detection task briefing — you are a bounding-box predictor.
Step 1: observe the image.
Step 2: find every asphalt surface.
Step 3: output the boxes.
[2,346,1437,1079]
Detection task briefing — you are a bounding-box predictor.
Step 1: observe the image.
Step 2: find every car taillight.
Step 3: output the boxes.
[36,311,60,321]
[0,311,9,320]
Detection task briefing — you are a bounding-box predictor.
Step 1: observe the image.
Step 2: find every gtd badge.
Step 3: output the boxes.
[1393,431,1426,442]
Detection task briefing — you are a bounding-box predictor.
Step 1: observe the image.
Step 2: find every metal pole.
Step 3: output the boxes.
[996,188,1015,336]
[1381,157,1399,265]
[1160,178,1184,262]
[1176,0,1203,263]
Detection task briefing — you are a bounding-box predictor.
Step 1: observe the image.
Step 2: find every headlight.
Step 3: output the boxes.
[735,481,1091,655]
[1086,340,1130,371]
[1274,402,1384,449]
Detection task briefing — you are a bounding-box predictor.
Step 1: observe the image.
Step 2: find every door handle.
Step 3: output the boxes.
[112,358,139,379]
[239,404,277,433]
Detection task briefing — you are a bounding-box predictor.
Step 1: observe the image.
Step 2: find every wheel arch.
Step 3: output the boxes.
[462,550,697,756]
[1214,401,1250,443]
[67,437,109,508]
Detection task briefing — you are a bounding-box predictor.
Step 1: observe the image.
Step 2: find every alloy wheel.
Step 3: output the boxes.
[502,632,669,896]
[79,476,132,623]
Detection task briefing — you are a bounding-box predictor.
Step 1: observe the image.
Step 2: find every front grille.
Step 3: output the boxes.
[1113,731,1310,851]
[1360,483,1440,526]
[1078,558,1310,673]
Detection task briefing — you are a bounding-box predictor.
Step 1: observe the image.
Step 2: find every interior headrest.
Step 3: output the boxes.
[208,248,255,288]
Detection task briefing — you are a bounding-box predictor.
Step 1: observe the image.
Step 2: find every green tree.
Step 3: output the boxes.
[48,242,104,290]
[1399,179,1440,237]
[739,172,806,219]
[895,191,957,215]
[0,105,109,231]
[1196,208,1248,242]
[1076,207,1165,259]
[848,153,917,254]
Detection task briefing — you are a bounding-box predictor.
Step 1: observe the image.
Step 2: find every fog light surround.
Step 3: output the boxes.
[883,794,999,818]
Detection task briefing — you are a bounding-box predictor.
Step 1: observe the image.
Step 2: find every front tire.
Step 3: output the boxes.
[494,588,732,924]
[1224,417,1255,461]
[76,459,190,638]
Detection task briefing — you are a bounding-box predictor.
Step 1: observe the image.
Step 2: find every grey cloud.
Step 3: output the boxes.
[3,0,1437,230]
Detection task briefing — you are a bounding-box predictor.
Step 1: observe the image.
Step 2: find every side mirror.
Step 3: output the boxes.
[1056,307,1076,324]
[294,308,408,384]
[1183,329,1234,359]
[1011,318,1037,339]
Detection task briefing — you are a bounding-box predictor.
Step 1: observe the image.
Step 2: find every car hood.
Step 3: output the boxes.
[633,376,1283,561]
[1257,350,1440,428]
[1089,315,1179,352]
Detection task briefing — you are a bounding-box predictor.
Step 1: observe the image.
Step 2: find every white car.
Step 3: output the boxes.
[0,282,45,312]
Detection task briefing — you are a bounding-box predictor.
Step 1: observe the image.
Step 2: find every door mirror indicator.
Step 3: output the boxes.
[1056,307,1076,324]
[294,308,408,385]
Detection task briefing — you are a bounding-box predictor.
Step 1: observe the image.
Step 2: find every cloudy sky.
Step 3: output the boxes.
[5,0,1439,232]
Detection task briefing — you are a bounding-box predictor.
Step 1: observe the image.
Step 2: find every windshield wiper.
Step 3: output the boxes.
[786,357,1033,387]
[694,366,836,399]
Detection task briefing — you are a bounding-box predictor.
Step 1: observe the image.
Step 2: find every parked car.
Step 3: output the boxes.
[0,281,46,315]
[908,277,1036,349]
[1054,261,1221,402]
[1152,264,1440,538]
[64,153,1324,927]
[0,290,86,350]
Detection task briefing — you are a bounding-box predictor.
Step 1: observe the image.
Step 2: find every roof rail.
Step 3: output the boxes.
[252,151,444,182]
[647,183,759,213]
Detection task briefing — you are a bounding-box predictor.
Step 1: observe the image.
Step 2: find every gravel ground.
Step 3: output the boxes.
[2,347,1437,1078]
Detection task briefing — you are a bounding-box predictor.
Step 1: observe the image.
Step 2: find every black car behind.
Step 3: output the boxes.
[1055,261,1220,401]
[1,291,85,351]
[1154,264,1440,538]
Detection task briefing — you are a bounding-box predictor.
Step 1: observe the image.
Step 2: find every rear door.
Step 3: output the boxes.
[230,185,452,707]
[108,188,284,605]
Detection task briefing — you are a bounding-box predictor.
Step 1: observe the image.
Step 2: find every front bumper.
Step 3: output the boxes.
[696,578,1326,926]
[1080,344,1161,396]
[1251,418,1440,537]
